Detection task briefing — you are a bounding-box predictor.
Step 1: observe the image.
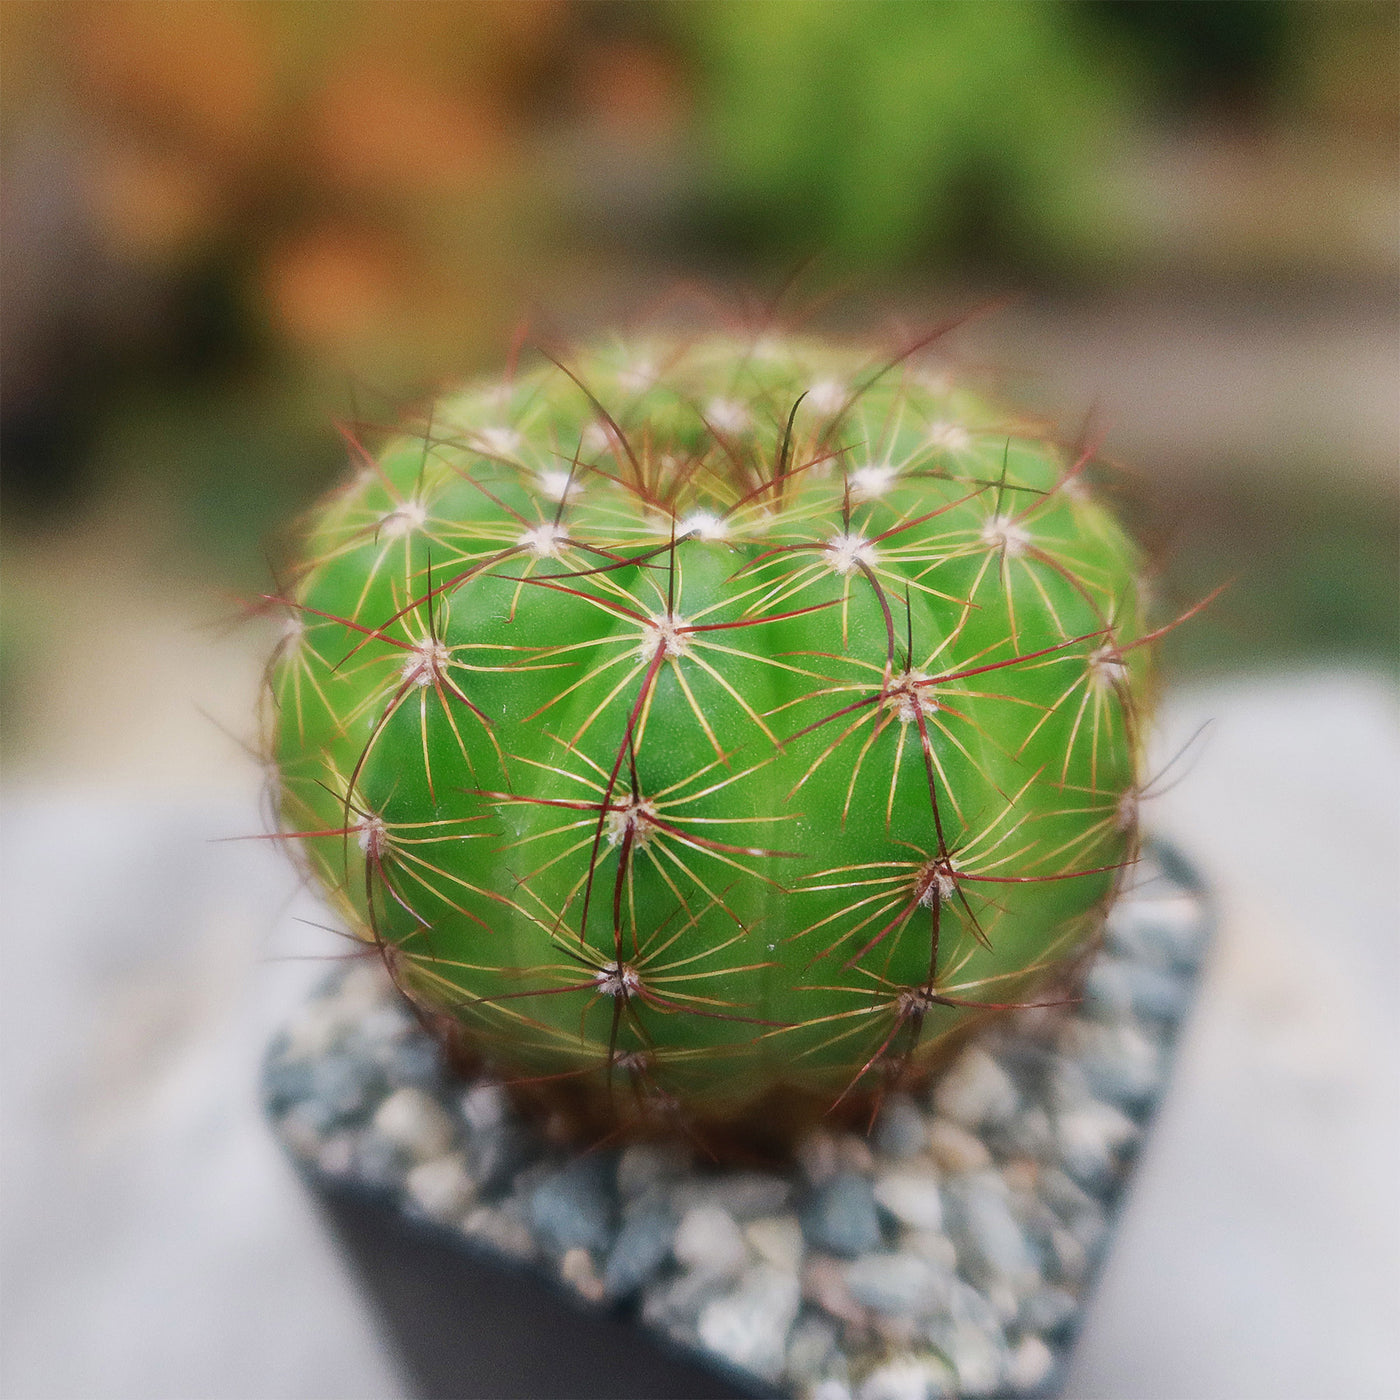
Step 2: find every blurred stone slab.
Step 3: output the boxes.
[1062,672,1400,1400]
[3,670,1395,1400]
[0,796,411,1400]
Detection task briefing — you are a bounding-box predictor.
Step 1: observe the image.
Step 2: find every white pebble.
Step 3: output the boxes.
[463,1205,536,1261]
[405,1153,474,1221]
[856,1352,954,1400]
[315,1133,356,1177]
[281,1003,350,1061]
[745,1214,805,1273]
[697,1266,801,1383]
[933,1048,1019,1129]
[927,1118,992,1173]
[873,1171,945,1232]
[458,1082,509,1133]
[373,1087,456,1162]
[1006,1335,1055,1392]
[796,1129,842,1186]
[1056,1102,1136,1184]
[277,1103,328,1160]
[674,1204,748,1278]
[559,1247,606,1303]
[904,1229,958,1272]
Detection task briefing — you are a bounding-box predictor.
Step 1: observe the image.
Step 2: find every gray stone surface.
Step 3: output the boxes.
[697,1265,802,1383]
[942,1174,1039,1293]
[932,1048,1020,1132]
[403,1153,474,1222]
[602,1195,676,1299]
[679,1170,793,1222]
[371,1086,457,1163]
[844,1251,953,1317]
[673,1203,749,1279]
[527,1156,617,1258]
[872,1095,929,1160]
[873,1169,945,1233]
[800,1173,885,1258]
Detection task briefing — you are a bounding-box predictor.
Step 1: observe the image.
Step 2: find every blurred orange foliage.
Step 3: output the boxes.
[3,0,596,382]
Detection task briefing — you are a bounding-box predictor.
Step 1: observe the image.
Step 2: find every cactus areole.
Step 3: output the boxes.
[268,334,1153,1141]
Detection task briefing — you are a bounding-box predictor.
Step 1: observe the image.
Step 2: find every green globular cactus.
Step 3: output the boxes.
[267,331,1154,1142]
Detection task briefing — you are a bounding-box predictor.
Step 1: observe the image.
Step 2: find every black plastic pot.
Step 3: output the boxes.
[309,1175,771,1399]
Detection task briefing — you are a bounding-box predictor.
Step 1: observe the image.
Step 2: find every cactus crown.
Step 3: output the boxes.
[268,331,1151,1142]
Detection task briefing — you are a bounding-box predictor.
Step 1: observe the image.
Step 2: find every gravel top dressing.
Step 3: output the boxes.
[265,841,1209,1400]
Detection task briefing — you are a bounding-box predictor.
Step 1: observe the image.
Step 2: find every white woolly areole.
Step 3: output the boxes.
[518,521,568,557]
[537,469,582,501]
[851,463,898,500]
[473,426,521,457]
[705,397,750,434]
[898,985,938,1016]
[883,670,939,723]
[917,858,958,907]
[606,797,658,849]
[826,532,877,576]
[805,378,846,414]
[640,612,692,661]
[678,511,728,541]
[928,421,971,452]
[1088,644,1128,692]
[379,501,426,537]
[1116,789,1139,832]
[980,514,1031,557]
[357,816,388,858]
[401,638,452,686]
[595,962,642,998]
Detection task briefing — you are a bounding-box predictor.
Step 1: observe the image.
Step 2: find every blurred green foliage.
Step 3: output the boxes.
[679,0,1136,274]
[86,379,345,585]
[1153,478,1400,676]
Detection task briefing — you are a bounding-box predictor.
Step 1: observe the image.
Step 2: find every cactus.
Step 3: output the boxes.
[266,330,1156,1142]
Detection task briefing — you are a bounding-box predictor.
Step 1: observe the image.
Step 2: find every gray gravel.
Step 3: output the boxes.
[800,1173,885,1258]
[265,844,1208,1399]
[603,1195,677,1300]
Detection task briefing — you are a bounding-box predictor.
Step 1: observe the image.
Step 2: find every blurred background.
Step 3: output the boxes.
[2,3,1396,1397]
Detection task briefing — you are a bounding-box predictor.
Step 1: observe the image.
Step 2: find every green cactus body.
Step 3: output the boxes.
[270,335,1149,1135]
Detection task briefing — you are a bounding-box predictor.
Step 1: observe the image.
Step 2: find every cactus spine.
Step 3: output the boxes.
[268,332,1151,1139]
